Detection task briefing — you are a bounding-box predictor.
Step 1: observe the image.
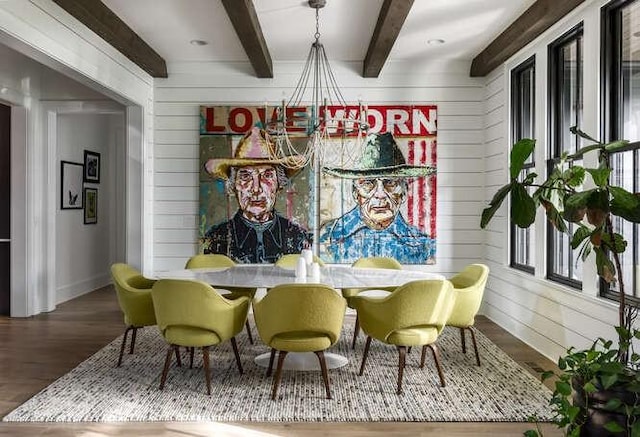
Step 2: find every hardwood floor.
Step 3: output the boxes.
[0,286,563,436]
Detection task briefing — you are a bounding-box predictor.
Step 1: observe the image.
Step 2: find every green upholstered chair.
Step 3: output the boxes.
[447,264,490,366]
[342,256,402,349]
[185,254,255,344]
[274,253,325,268]
[110,263,157,367]
[253,283,346,400]
[352,279,454,394]
[151,279,250,395]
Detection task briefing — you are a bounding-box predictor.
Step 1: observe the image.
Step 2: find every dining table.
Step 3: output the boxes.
[154,263,445,371]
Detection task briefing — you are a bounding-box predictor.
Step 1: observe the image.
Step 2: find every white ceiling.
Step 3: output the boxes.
[101,0,536,66]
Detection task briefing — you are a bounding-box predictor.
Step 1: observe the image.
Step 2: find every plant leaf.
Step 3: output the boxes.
[541,199,568,233]
[510,138,536,180]
[603,139,630,152]
[564,165,586,187]
[601,232,627,254]
[610,186,640,223]
[511,183,536,228]
[563,191,591,223]
[595,247,616,283]
[570,225,591,250]
[570,126,601,143]
[586,167,612,188]
[480,183,512,229]
[604,422,625,433]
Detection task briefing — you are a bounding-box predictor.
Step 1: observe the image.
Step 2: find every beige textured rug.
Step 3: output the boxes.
[2,322,553,422]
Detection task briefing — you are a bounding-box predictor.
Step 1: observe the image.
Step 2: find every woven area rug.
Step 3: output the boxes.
[3,322,553,422]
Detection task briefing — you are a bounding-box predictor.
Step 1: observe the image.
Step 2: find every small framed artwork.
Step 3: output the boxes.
[83,150,101,183]
[84,187,98,224]
[60,161,84,210]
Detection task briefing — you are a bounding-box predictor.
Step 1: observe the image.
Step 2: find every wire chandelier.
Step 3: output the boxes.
[265,0,369,170]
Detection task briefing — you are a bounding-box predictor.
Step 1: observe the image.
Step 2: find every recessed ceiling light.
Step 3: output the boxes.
[427,39,445,45]
[190,40,208,46]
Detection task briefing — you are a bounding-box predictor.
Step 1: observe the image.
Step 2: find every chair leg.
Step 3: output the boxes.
[202,346,211,395]
[174,346,182,367]
[397,346,407,394]
[351,315,360,349]
[315,351,331,399]
[467,327,481,366]
[117,326,133,367]
[189,347,194,369]
[266,348,276,377]
[271,350,288,400]
[358,336,372,376]
[230,337,243,374]
[245,321,254,345]
[427,344,446,387]
[420,345,427,368]
[460,327,467,354]
[129,327,138,354]
[159,345,174,390]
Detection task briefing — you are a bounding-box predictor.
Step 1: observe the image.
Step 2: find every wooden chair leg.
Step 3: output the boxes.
[351,315,360,349]
[460,327,467,353]
[189,347,195,369]
[245,321,254,345]
[397,346,407,394]
[174,346,182,367]
[427,344,446,387]
[315,351,331,399]
[358,336,372,376]
[117,326,133,367]
[230,337,243,374]
[129,327,138,354]
[271,350,288,400]
[420,345,427,368]
[266,348,276,377]
[159,345,174,390]
[468,327,481,366]
[202,346,211,395]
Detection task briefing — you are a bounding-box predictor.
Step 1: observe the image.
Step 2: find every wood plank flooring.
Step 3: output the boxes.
[0,286,563,436]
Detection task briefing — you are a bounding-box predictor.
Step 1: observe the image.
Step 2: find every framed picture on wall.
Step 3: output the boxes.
[60,161,83,210]
[83,187,98,224]
[83,150,100,183]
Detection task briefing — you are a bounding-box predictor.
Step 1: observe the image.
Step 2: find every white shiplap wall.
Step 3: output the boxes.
[154,59,486,278]
[480,0,621,362]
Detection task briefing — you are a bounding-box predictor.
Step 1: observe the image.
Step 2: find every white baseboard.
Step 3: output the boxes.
[56,274,111,305]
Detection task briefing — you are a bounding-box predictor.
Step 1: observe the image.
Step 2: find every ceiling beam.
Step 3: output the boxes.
[221,0,273,79]
[470,0,585,77]
[52,0,167,78]
[363,0,414,78]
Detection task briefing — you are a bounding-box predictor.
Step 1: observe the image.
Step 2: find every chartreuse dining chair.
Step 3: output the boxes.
[253,283,346,400]
[341,256,402,349]
[185,254,256,344]
[446,264,490,366]
[352,279,454,394]
[110,263,158,367]
[151,279,250,395]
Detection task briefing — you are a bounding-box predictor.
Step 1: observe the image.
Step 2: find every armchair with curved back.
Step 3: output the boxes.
[352,279,454,394]
[185,254,256,344]
[341,257,402,349]
[110,263,158,367]
[151,279,250,395]
[446,264,490,366]
[253,283,346,400]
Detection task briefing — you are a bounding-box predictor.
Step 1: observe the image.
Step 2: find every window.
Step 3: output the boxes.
[602,0,640,302]
[510,57,536,273]
[548,24,584,289]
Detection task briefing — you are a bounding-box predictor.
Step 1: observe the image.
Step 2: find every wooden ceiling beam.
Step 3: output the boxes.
[470,0,585,77]
[363,0,414,78]
[52,0,167,78]
[221,0,273,79]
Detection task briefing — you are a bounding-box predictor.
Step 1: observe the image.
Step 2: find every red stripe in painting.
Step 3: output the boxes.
[407,140,415,224]
[430,139,437,238]
[286,187,294,219]
[418,140,426,231]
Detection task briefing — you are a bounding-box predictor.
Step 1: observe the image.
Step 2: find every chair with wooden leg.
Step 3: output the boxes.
[252,283,346,400]
[110,263,158,367]
[352,279,454,394]
[341,257,402,349]
[446,264,490,366]
[185,254,256,344]
[151,279,250,395]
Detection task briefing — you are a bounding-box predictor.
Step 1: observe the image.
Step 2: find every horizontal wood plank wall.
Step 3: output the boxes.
[153,59,484,279]
[479,0,620,363]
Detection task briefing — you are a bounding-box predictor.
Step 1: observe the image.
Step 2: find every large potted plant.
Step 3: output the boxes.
[481,127,640,436]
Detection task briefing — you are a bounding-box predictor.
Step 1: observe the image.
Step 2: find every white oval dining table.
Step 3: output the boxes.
[154,264,445,371]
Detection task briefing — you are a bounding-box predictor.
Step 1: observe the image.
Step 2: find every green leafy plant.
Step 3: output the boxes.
[481,128,640,435]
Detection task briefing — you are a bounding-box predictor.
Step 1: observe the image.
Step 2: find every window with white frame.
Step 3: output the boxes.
[510,56,536,273]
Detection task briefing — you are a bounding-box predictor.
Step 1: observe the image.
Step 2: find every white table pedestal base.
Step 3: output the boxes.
[254,351,348,370]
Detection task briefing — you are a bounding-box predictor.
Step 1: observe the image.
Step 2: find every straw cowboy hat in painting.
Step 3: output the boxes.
[322,132,437,179]
[204,127,305,180]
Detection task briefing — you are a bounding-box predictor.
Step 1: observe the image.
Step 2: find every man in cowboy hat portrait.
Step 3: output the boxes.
[202,126,311,263]
[319,132,436,264]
